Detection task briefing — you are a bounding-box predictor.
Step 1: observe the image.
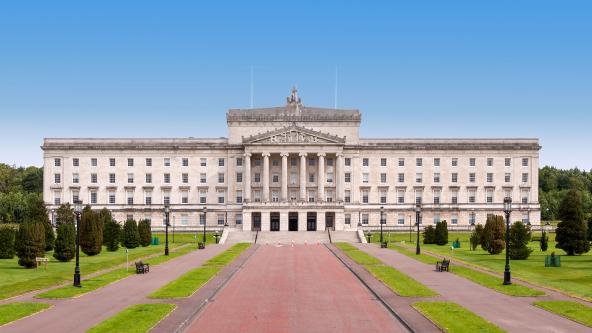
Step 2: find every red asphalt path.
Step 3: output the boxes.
[186,244,407,333]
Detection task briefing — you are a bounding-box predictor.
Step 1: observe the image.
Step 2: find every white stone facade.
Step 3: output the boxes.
[42,89,541,231]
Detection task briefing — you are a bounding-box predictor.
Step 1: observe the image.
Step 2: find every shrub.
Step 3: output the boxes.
[481,215,506,255]
[56,203,75,226]
[0,224,18,259]
[53,222,76,262]
[555,189,590,255]
[470,224,484,251]
[79,206,103,256]
[15,221,45,268]
[509,221,532,259]
[434,220,449,245]
[103,218,121,252]
[123,219,140,249]
[423,225,435,244]
[540,230,549,252]
[138,219,152,247]
[42,220,55,251]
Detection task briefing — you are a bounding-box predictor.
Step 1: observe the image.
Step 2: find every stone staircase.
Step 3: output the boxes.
[223,230,361,244]
[330,231,361,243]
[224,230,257,244]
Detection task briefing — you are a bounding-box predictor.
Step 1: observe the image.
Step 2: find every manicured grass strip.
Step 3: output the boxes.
[413,301,505,333]
[390,243,544,297]
[0,302,50,326]
[36,268,133,299]
[334,243,382,265]
[149,267,221,298]
[86,303,175,333]
[533,301,592,327]
[146,244,195,266]
[203,243,251,267]
[366,265,438,297]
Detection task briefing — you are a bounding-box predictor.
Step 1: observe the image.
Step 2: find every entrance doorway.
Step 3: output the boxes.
[325,212,335,231]
[252,212,261,231]
[270,212,280,231]
[289,212,298,231]
[307,212,317,231]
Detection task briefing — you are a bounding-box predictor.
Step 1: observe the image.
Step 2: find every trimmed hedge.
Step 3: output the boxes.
[80,206,103,256]
[53,222,76,262]
[122,219,140,249]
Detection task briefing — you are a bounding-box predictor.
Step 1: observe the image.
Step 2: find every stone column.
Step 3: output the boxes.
[244,153,251,202]
[262,152,270,202]
[281,152,289,202]
[317,153,325,201]
[336,153,343,201]
[299,152,307,201]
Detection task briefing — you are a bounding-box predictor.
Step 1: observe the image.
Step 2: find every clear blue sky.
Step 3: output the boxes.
[1,1,591,169]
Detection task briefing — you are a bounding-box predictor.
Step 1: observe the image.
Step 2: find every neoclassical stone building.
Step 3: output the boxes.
[42,88,541,231]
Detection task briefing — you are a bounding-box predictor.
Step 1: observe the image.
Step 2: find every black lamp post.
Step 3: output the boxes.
[380,206,384,243]
[503,197,512,285]
[202,206,208,245]
[73,201,82,287]
[164,204,170,256]
[415,203,421,255]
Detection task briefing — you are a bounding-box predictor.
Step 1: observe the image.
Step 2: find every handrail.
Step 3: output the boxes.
[254,230,259,244]
[327,229,332,243]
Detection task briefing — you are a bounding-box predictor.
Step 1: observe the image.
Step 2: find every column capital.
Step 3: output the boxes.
[244,153,252,158]
[299,152,308,157]
[336,152,344,158]
[262,152,271,158]
[317,152,326,158]
[280,152,290,157]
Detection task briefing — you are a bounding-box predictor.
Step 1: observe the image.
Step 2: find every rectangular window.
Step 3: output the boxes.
[345,214,351,225]
[91,158,97,167]
[200,158,207,167]
[522,158,529,167]
[469,158,476,167]
[397,214,405,225]
[109,173,115,183]
[109,192,115,204]
[254,173,261,183]
[505,173,511,183]
[218,190,225,204]
[362,190,369,204]
[54,173,61,184]
[290,158,297,166]
[344,158,351,166]
[180,214,188,226]
[126,158,133,167]
[54,158,61,167]
[109,158,116,167]
[272,159,279,167]
[54,191,61,205]
[380,158,387,167]
[433,190,441,204]
[451,190,458,204]
[416,173,422,183]
[380,190,387,204]
[505,158,511,167]
[182,173,189,183]
[434,158,440,167]
[469,173,476,183]
[468,190,476,203]
[90,191,97,204]
[433,213,440,224]
[380,173,387,183]
[218,158,225,167]
[200,173,206,183]
[127,190,134,205]
[145,191,152,205]
[487,173,493,183]
[415,190,422,204]
[469,213,476,225]
[164,173,170,183]
[90,173,97,183]
[146,158,152,167]
[398,158,405,167]
[486,189,493,203]
[521,190,529,204]
[181,190,189,204]
[72,191,79,204]
[522,173,529,183]
[398,173,405,183]
[327,158,333,167]
[199,214,205,225]
[236,172,243,183]
[362,214,369,225]
[145,173,152,183]
[199,190,207,204]
[272,191,279,202]
[254,158,261,166]
[345,172,351,183]
[504,190,512,200]
[236,157,243,166]
[290,172,297,185]
[218,173,224,183]
[236,214,242,225]
[308,158,315,166]
[290,190,297,201]
[451,173,458,183]
[164,158,171,167]
[72,173,79,184]
[362,173,369,183]
[487,158,493,167]
[416,158,422,167]
[522,212,530,224]
[327,172,334,183]
[272,174,279,183]
[127,173,133,183]
[397,189,405,204]
[451,214,458,225]
[434,172,440,183]
[451,158,458,167]
[182,158,189,167]
[217,214,225,225]
[236,190,243,203]
[308,190,316,202]
[309,173,315,183]
[362,158,369,167]
[72,158,79,167]
[345,190,351,203]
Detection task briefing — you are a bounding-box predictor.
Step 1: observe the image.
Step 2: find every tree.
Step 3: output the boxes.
[481,215,506,254]
[79,206,103,256]
[470,224,484,251]
[434,220,449,245]
[555,189,590,255]
[122,219,140,249]
[423,225,435,244]
[540,230,549,252]
[509,221,532,259]
[15,220,45,268]
[53,222,76,262]
[0,224,17,259]
[103,218,121,252]
[587,220,592,242]
[42,219,55,251]
[138,219,152,247]
[55,203,75,226]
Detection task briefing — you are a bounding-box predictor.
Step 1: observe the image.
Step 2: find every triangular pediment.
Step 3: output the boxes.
[243,125,345,145]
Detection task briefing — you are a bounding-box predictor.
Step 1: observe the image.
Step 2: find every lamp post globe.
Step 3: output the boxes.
[73,201,83,287]
[164,204,170,256]
[415,203,422,255]
[503,197,512,285]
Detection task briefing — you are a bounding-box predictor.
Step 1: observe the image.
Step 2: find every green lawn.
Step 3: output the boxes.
[335,242,438,297]
[203,243,252,267]
[533,301,592,327]
[0,302,51,326]
[413,301,505,333]
[153,232,221,245]
[385,232,592,300]
[86,303,176,333]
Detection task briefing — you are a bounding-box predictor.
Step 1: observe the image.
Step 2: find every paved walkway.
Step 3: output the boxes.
[355,243,590,333]
[1,244,230,333]
[186,244,409,333]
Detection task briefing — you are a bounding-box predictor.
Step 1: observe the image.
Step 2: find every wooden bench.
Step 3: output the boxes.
[436,259,450,272]
[135,261,150,274]
[35,257,49,270]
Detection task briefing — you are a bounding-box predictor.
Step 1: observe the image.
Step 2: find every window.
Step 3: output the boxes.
[468,189,476,203]
[434,158,440,167]
[344,157,351,166]
[380,158,387,167]
[272,191,279,202]
[218,190,225,203]
[522,212,530,224]
[398,173,405,183]
[127,173,133,183]
[236,172,243,183]
[180,214,188,226]
[253,158,260,166]
[469,173,476,183]
[146,158,152,167]
[54,191,61,205]
[200,173,206,183]
[487,173,493,183]
[362,214,369,225]
[290,172,297,185]
[362,173,369,183]
[218,158,225,167]
[200,158,207,167]
[469,158,476,167]
[362,158,369,167]
[345,214,351,225]
[254,173,261,183]
[451,214,458,225]
[164,173,170,183]
[486,189,493,203]
[72,173,79,184]
[308,190,316,202]
[182,173,189,183]
[290,190,297,201]
[327,158,334,166]
[90,191,97,204]
[504,190,512,200]
[54,173,61,184]
[345,172,351,183]
[89,173,97,183]
[487,158,493,167]
[181,190,189,204]
[217,214,225,225]
[218,173,224,183]
[505,173,511,183]
[397,189,405,204]
[182,158,189,167]
[521,190,529,204]
[109,173,115,183]
[72,191,79,204]
[362,190,369,204]
[327,172,334,183]
[290,158,297,166]
[54,158,61,167]
[398,158,405,167]
[451,173,458,183]
[434,172,440,183]
[199,214,205,225]
[415,190,422,204]
[308,158,315,166]
[91,158,97,167]
[236,190,243,203]
[127,214,134,221]
[236,157,243,166]
[127,190,134,205]
[505,158,511,167]
[236,214,242,225]
[73,158,79,167]
[272,174,279,183]
[522,173,529,183]
[433,190,441,204]
[416,158,422,167]
[109,158,116,167]
[469,213,476,225]
[272,159,279,167]
[522,158,529,167]
[451,158,458,167]
[109,192,115,204]
[380,190,387,204]
[309,173,315,183]
[415,173,422,183]
[145,191,152,205]
[345,190,351,203]
[164,158,171,167]
[433,213,440,224]
[127,158,134,167]
[199,190,207,204]
[451,190,458,204]
[380,173,387,183]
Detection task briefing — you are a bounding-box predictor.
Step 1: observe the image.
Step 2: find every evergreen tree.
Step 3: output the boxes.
[53,222,76,262]
[24,194,54,251]
[470,224,484,251]
[555,189,590,255]
[587,220,592,242]
[434,220,449,245]
[15,220,45,268]
[509,221,533,259]
[42,219,55,251]
[55,203,75,226]
[481,215,506,254]
[540,230,549,252]
[138,219,152,247]
[103,218,121,252]
[122,219,140,249]
[0,224,17,259]
[79,206,103,256]
[423,225,435,244]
